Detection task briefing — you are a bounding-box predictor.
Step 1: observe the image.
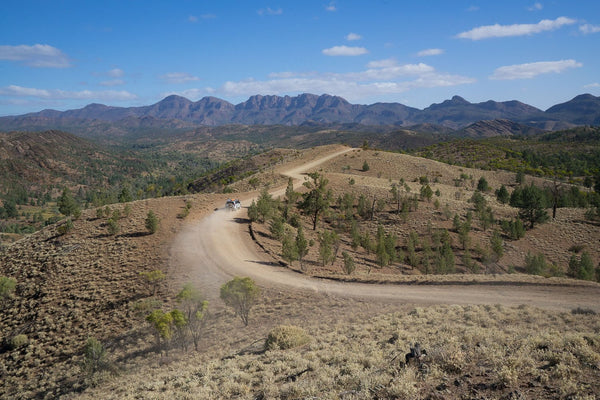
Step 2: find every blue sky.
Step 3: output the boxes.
[1,0,599,116]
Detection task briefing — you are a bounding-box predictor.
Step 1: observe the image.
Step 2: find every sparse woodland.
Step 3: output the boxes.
[0,144,599,399]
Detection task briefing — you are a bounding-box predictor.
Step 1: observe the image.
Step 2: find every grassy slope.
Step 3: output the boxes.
[71,304,600,399]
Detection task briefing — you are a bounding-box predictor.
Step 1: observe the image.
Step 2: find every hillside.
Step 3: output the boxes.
[456,119,545,138]
[1,145,599,399]
[415,126,600,179]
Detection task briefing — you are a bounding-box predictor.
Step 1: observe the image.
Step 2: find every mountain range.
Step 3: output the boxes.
[1,93,599,135]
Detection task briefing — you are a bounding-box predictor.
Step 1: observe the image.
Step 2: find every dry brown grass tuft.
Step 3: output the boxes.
[265,325,311,351]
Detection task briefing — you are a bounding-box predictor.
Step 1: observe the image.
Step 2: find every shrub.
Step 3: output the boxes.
[342,251,356,275]
[500,218,525,240]
[57,218,74,235]
[362,161,370,172]
[265,325,311,350]
[477,177,489,192]
[145,210,159,234]
[0,276,17,300]
[524,252,551,276]
[495,184,510,204]
[568,252,595,281]
[107,218,119,236]
[9,334,28,349]
[81,337,109,381]
[140,270,166,296]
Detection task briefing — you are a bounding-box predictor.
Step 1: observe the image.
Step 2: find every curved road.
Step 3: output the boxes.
[171,147,600,312]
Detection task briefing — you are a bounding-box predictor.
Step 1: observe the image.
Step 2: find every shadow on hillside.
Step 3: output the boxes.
[120,231,152,238]
[245,259,282,267]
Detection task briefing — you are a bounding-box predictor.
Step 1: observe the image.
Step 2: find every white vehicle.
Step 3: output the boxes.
[225,198,241,211]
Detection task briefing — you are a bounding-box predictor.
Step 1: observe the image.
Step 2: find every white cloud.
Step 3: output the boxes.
[346,33,362,41]
[0,85,137,101]
[366,58,398,69]
[99,79,125,87]
[584,82,600,88]
[528,2,543,11]
[0,44,70,68]
[580,24,600,34]
[325,2,336,11]
[190,14,216,22]
[490,59,582,80]
[160,72,200,84]
[257,7,283,16]
[467,5,479,12]
[173,63,474,102]
[457,16,576,40]
[107,68,124,78]
[417,48,444,57]
[322,45,368,56]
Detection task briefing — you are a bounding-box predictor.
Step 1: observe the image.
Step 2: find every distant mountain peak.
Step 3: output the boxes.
[159,94,192,104]
[450,95,469,104]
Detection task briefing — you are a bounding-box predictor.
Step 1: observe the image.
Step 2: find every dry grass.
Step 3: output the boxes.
[71,304,600,399]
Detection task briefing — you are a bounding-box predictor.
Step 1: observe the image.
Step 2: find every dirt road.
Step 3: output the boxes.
[171,147,600,312]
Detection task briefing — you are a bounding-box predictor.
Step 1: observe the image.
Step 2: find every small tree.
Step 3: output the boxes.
[81,337,109,382]
[247,199,260,222]
[145,210,159,234]
[511,184,549,229]
[495,185,510,204]
[477,177,489,192]
[140,270,166,296]
[362,160,370,172]
[281,231,298,264]
[270,216,285,240]
[490,230,503,261]
[255,189,277,223]
[342,251,356,275]
[58,187,80,217]
[176,283,209,351]
[146,309,174,352]
[220,277,260,326]
[406,231,419,267]
[516,171,525,185]
[283,177,299,221]
[318,230,336,266]
[300,172,331,230]
[170,309,189,351]
[295,226,308,270]
[420,184,433,202]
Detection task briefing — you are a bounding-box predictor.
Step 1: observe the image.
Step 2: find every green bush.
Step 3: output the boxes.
[9,334,28,349]
[0,276,16,300]
[57,218,74,235]
[265,325,311,350]
[145,210,159,234]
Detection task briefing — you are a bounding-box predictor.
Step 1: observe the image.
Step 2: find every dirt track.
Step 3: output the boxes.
[171,147,600,312]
